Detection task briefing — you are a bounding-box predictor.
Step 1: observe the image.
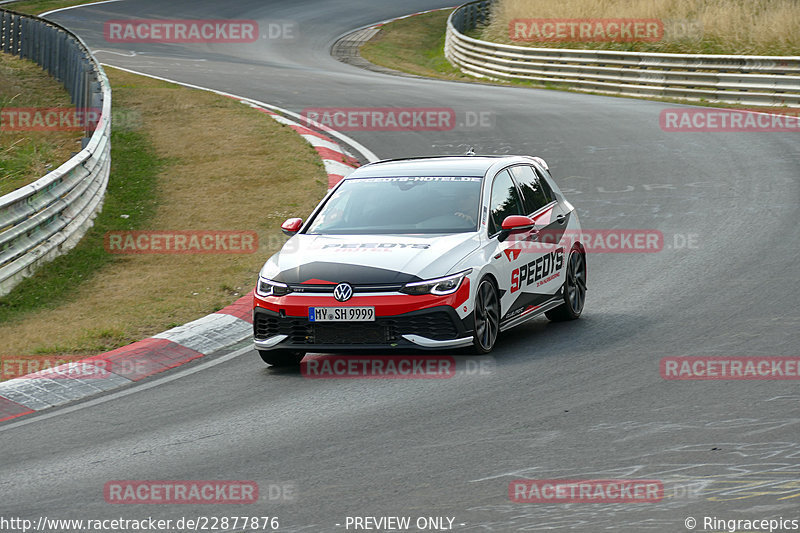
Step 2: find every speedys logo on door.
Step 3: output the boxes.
[510,248,564,293]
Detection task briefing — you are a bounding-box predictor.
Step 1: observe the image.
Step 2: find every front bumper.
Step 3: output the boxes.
[253,305,473,352]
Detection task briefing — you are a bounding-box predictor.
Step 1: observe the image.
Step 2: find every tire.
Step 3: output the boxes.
[472,278,500,354]
[259,350,305,367]
[546,248,587,322]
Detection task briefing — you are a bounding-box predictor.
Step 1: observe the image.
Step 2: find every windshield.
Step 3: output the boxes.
[306,176,483,235]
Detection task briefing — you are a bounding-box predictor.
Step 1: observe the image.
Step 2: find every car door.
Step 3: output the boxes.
[505,165,568,301]
[486,168,557,322]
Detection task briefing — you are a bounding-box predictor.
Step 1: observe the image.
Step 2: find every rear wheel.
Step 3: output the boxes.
[473,278,500,354]
[546,248,586,321]
[259,350,305,367]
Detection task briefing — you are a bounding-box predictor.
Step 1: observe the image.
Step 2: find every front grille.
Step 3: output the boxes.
[254,310,460,345]
[287,283,404,294]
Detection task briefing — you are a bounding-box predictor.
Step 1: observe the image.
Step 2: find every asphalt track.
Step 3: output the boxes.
[2,1,799,531]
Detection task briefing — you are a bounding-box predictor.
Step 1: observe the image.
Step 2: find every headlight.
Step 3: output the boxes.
[256,277,291,297]
[400,269,471,296]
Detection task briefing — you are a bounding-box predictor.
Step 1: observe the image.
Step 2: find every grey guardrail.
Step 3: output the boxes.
[0,8,111,296]
[445,0,800,107]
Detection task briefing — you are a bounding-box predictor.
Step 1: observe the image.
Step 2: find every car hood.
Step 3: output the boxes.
[262,233,481,284]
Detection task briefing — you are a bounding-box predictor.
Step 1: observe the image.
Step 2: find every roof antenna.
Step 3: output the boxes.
[466,146,475,156]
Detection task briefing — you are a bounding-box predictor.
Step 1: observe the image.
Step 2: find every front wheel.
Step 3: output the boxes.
[259,350,305,367]
[472,278,500,354]
[546,248,587,321]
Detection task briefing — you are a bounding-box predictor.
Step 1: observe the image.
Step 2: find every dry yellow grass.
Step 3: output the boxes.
[0,53,84,195]
[482,0,800,55]
[0,67,327,357]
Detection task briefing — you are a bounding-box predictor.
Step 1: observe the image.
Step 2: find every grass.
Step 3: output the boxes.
[0,67,328,359]
[0,53,84,195]
[360,10,474,82]
[3,0,94,16]
[483,0,800,56]
[361,10,611,93]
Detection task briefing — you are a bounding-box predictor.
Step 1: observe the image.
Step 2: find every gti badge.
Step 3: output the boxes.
[333,282,353,302]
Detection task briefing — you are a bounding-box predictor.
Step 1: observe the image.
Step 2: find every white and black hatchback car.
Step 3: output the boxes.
[254,155,586,365]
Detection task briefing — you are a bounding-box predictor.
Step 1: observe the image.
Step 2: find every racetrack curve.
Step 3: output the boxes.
[2,1,799,531]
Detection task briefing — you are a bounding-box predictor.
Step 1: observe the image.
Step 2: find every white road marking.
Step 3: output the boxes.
[0,345,252,433]
[153,313,251,355]
[323,159,357,177]
[97,64,380,162]
[93,49,138,57]
[39,0,123,17]
[300,134,344,152]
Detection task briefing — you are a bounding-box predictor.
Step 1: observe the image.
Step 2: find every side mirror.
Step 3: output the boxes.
[281,218,303,236]
[498,215,536,242]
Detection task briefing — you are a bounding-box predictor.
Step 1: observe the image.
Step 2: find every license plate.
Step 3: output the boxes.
[309,306,375,322]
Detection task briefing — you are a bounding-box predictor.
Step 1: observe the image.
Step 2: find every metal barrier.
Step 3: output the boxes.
[0,8,111,297]
[445,0,800,108]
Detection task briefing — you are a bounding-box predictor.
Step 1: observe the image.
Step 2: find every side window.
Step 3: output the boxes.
[532,165,557,204]
[488,170,524,235]
[510,165,553,215]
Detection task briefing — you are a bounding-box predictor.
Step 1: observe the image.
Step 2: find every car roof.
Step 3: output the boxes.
[347,155,542,178]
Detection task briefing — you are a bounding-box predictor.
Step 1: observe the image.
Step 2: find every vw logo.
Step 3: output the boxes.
[333,282,353,302]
